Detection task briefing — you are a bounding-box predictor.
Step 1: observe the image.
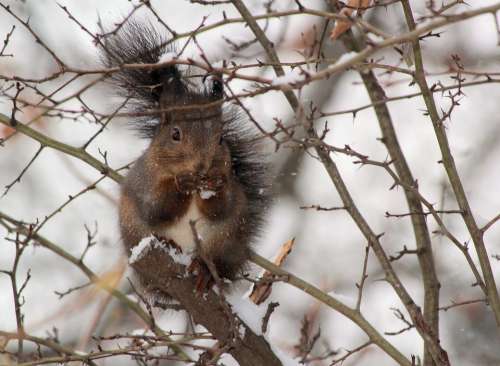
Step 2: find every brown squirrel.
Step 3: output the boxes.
[101,22,270,290]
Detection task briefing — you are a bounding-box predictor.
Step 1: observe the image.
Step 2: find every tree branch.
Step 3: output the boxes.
[337,18,440,366]
[131,245,283,366]
[401,0,500,327]
[0,113,122,182]
[230,0,449,364]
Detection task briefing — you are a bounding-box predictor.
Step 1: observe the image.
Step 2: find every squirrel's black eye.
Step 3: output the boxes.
[219,136,224,145]
[171,127,182,142]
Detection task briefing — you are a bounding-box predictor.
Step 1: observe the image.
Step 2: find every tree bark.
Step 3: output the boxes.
[131,246,283,366]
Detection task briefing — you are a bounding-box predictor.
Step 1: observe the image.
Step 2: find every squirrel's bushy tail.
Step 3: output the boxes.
[223,111,272,240]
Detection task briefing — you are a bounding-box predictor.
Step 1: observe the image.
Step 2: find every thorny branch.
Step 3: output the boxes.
[230,0,453,365]
[1,1,500,365]
[401,0,500,329]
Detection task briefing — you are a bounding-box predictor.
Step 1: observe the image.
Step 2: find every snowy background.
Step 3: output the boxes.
[1,0,500,365]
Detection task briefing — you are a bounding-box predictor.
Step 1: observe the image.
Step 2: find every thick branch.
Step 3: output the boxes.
[131,247,283,366]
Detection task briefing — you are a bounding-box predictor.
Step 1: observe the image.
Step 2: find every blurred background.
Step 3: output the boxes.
[1,0,500,365]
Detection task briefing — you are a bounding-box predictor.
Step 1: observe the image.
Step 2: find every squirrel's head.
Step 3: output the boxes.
[146,68,228,176]
[100,21,231,176]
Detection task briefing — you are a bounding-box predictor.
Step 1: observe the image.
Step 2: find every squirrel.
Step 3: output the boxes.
[101,21,270,291]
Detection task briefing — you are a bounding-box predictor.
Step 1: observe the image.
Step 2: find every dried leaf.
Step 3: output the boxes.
[249,238,295,305]
[273,237,294,267]
[93,261,126,293]
[0,125,14,139]
[330,0,373,41]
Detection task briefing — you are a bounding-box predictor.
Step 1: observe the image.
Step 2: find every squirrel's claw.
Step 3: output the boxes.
[200,175,226,192]
[187,257,215,293]
[174,173,200,194]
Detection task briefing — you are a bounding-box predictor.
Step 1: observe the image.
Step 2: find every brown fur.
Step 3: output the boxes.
[119,96,251,280]
[104,21,271,286]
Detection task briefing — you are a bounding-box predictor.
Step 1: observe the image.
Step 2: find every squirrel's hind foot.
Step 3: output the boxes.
[187,257,216,294]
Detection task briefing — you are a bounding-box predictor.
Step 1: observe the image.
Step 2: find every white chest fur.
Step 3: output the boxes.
[160,201,213,252]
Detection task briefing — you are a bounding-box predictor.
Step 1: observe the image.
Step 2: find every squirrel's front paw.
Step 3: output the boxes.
[200,174,226,192]
[174,173,200,193]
